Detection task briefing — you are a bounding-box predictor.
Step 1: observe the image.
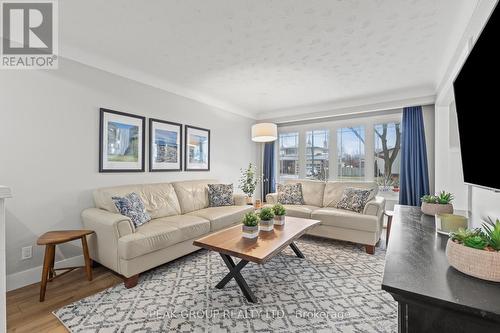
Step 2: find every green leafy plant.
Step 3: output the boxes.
[450,227,477,243]
[259,207,274,221]
[272,203,286,216]
[238,163,261,197]
[242,212,259,227]
[483,218,500,251]
[421,191,454,204]
[463,234,488,250]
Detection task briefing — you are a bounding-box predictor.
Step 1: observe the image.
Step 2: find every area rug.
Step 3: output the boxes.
[54,236,397,332]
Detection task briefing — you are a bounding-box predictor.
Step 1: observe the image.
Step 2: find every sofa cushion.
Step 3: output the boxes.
[311,208,379,232]
[188,205,254,231]
[323,181,378,208]
[336,187,374,213]
[278,183,305,205]
[282,204,320,219]
[93,183,181,219]
[118,215,209,260]
[112,192,151,227]
[172,179,218,214]
[208,184,234,207]
[285,179,326,207]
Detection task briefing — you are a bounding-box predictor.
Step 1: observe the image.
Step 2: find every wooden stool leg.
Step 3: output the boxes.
[40,244,55,302]
[81,236,93,281]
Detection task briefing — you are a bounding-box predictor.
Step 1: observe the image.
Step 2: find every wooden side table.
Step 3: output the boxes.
[37,230,94,302]
[385,210,394,247]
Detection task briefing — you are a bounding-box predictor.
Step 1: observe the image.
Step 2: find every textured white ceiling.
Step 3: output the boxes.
[60,0,476,118]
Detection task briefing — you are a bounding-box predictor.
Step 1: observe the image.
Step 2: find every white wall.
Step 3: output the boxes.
[435,0,500,227]
[0,58,257,287]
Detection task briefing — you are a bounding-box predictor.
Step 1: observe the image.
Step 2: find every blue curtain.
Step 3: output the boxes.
[399,106,430,206]
[263,142,276,200]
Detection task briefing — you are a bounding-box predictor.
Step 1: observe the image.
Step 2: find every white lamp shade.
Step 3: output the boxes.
[251,123,277,142]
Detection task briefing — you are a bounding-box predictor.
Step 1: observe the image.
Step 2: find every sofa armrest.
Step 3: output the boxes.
[266,193,278,204]
[81,208,135,273]
[363,196,386,217]
[233,193,247,206]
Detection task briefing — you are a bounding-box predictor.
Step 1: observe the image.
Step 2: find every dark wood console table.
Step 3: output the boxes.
[382,205,500,332]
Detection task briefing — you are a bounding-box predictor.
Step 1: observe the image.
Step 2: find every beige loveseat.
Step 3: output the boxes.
[266,179,385,254]
[81,179,253,287]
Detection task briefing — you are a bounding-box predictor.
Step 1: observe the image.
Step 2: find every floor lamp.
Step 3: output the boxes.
[251,123,278,204]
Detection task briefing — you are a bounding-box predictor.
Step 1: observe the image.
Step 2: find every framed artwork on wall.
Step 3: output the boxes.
[99,108,145,172]
[185,125,210,171]
[149,118,182,171]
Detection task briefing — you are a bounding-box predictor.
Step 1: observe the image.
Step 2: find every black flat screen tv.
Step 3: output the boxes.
[453,4,499,191]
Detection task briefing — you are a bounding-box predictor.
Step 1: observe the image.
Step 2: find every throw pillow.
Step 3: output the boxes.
[208,184,234,207]
[336,187,373,213]
[278,183,305,205]
[112,192,151,227]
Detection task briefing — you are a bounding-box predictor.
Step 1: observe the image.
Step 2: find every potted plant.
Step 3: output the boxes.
[259,207,275,231]
[392,178,400,192]
[420,191,454,216]
[242,212,260,239]
[272,203,286,225]
[446,218,500,282]
[238,163,260,205]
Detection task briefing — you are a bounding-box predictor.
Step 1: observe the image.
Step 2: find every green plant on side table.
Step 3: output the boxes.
[421,191,454,216]
[272,203,286,225]
[259,207,275,231]
[446,218,500,282]
[242,212,259,239]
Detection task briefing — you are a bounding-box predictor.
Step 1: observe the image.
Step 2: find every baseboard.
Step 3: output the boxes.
[6,255,84,292]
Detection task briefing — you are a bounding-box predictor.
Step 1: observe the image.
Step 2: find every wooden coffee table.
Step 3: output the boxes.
[193,216,320,303]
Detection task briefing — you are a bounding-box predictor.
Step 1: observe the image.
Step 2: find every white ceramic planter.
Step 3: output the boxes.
[274,215,285,225]
[446,239,500,282]
[260,219,274,231]
[242,225,259,239]
[421,202,453,216]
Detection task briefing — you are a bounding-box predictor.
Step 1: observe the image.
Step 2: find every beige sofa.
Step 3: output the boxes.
[266,179,385,254]
[81,179,253,287]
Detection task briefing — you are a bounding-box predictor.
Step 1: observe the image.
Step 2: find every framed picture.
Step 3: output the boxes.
[149,119,182,171]
[185,125,210,171]
[99,108,145,172]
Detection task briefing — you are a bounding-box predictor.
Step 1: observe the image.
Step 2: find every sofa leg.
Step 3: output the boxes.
[124,274,139,288]
[365,245,375,255]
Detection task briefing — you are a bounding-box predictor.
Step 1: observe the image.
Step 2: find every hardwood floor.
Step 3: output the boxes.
[6,266,121,333]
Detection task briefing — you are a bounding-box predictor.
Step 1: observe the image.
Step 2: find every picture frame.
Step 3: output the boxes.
[184,125,210,171]
[99,108,145,172]
[149,118,182,171]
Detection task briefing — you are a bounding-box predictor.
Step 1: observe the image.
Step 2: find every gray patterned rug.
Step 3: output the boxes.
[54,236,397,332]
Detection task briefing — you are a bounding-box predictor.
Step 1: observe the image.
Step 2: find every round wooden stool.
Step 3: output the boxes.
[37,230,94,302]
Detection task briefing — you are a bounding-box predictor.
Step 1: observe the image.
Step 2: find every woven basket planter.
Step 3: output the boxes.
[446,239,500,282]
[421,202,453,216]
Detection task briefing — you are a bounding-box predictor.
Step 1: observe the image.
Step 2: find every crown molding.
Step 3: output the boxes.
[60,45,257,119]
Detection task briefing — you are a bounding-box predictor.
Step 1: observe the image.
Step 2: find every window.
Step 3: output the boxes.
[306,129,329,180]
[279,132,299,180]
[337,126,365,180]
[374,122,401,189]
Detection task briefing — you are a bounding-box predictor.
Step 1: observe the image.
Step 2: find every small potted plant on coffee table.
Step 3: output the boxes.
[259,207,275,231]
[421,191,454,216]
[242,212,259,240]
[272,203,286,225]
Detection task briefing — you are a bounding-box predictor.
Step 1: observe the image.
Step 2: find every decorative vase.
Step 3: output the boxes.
[245,196,253,205]
[242,225,259,239]
[421,202,453,216]
[260,219,274,231]
[446,239,500,282]
[274,215,285,226]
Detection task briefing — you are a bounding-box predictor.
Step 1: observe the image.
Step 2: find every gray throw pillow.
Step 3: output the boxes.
[278,183,305,205]
[336,187,373,213]
[112,192,151,227]
[208,184,234,207]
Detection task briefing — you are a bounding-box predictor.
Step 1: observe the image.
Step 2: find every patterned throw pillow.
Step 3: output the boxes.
[112,192,151,227]
[278,183,305,205]
[208,184,234,207]
[336,187,373,213]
